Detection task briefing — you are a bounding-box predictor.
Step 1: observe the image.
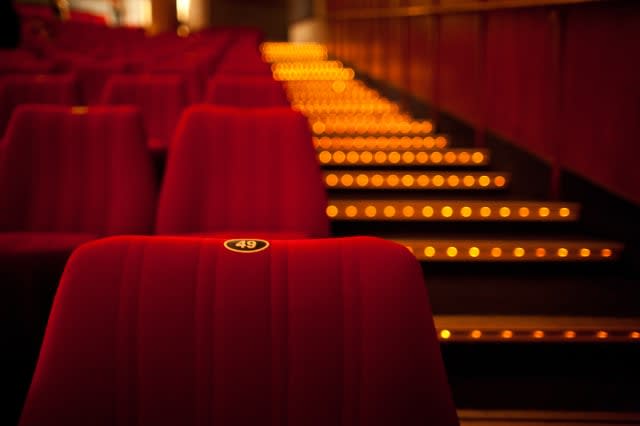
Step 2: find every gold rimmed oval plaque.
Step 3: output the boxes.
[223,239,270,254]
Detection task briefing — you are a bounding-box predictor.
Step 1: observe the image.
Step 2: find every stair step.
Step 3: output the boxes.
[326,199,579,221]
[261,42,328,62]
[318,148,489,166]
[434,316,640,343]
[294,102,400,114]
[396,238,622,262]
[314,135,450,150]
[310,117,434,135]
[323,170,510,190]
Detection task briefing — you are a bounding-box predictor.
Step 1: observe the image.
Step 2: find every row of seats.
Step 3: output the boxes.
[0,73,289,148]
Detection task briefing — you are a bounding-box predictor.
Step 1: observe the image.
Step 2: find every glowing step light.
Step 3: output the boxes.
[324,171,510,190]
[293,103,399,114]
[326,200,580,221]
[273,68,355,81]
[312,119,433,135]
[260,42,328,62]
[271,61,345,72]
[434,316,639,342]
[395,238,620,261]
[318,149,489,166]
[314,136,448,150]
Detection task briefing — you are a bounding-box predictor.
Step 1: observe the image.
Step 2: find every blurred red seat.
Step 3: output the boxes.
[19,235,459,426]
[155,105,328,238]
[205,75,289,108]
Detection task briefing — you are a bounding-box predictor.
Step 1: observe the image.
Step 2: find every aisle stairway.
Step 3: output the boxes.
[262,42,640,413]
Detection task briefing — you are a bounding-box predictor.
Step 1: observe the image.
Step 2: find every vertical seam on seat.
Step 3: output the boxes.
[194,239,213,426]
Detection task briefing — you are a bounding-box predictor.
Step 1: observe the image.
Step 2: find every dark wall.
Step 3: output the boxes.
[210,0,289,40]
[328,0,640,205]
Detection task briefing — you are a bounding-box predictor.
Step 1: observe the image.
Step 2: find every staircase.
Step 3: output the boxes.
[262,42,640,414]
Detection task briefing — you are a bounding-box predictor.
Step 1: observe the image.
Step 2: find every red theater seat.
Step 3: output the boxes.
[19,235,459,426]
[0,105,157,426]
[205,75,289,107]
[100,74,190,153]
[155,105,328,238]
[0,74,80,136]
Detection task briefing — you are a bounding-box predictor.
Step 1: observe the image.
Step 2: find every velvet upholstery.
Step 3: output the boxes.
[156,105,329,238]
[20,235,459,426]
[204,75,289,108]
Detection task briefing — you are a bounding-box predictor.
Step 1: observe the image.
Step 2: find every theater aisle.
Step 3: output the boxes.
[262,42,640,417]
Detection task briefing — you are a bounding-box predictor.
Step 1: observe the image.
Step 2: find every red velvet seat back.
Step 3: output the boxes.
[20,235,458,426]
[0,74,79,136]
[205,75,289,108]
[0,105,156,235]
[100,74,190,151]
[156,105,329,237]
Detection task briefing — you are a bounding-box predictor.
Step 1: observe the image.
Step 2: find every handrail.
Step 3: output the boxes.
[328,0,618,20]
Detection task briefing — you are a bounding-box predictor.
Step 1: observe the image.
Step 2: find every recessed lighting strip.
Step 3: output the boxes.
[317,149,489,166]
[312,119,434,135]
[314,136,449,150]
[434,316,638,342]
[323,171,510,190]
[326,200,580,221]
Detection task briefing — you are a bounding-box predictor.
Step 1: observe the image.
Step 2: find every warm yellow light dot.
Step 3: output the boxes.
[472,152,484,163]
[318,151,332,163]
[345,205,358,217]
[514,247,525,257]
[533,330,544,339]
[326,205,338,217]
[402,152,415,163]
[444,151,456,163]
[341,174,354,187]
[312,121,326,134]
[596,330,608,339]
[630,331,640,339]
[388,152,401,164]
[422,206,434,217]
[360,151,373,163]
[364,205,377,217]
[325,174,338,186]
[387,174,400,187]
[479,176,490,187]
[402,175,415,187]
[564,330,576,339]
[480,206,492,217]
[499,207,511,217]
[458,152,470,164]
[346,151,359,164]
[471,330,482,339]
[469,247,480,257]
[435,136,447,148]
[441,206,453,218]
[416,152,429,163]
[402,206,415,217]
[491,247,502,257]
[430,175,444,187]
[440,329,451,339]
[355,174,368,187]
[559,207,570,217]
[417,175,429,186]
[579,248,591,257]
[371,174,384,187]
[333,151,346,163]
[463,175,475,187]
[424,246,436,257]
[431,152,443,163]
[535,248,546,257]
[332,80,346,93]
[557,248,568,257]
[494,176,506,187]
[519,207,530,217]
[601,248,612,258]
[374,151,387,163]
[383,206,396,217]
[539,207,550,217]
[446,247,458,257]
[461,206,472,217]
[447,175,460,187]
[501,330,513,339]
